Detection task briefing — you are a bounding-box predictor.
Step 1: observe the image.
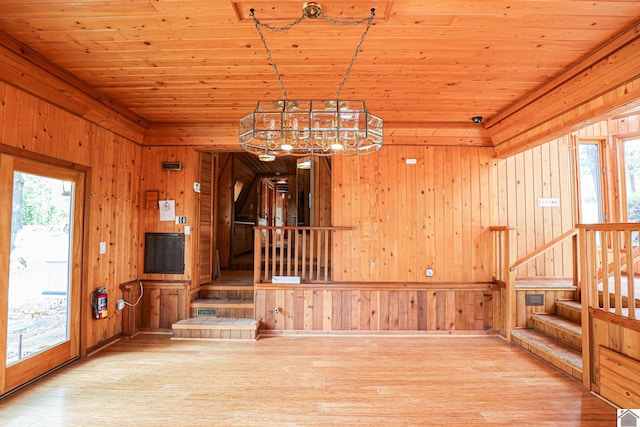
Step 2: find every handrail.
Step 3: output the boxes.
[510,228,578,272]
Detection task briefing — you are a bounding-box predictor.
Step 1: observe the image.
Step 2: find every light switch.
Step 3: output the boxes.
[99,241,107,254]
[184,226,191,235]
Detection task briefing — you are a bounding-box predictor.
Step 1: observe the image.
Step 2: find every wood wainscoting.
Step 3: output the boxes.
[255,283,501,333]
[120,280,191,335]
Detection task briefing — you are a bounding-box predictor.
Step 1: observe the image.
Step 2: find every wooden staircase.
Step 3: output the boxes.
[511,298,583,381]
[172,273,261,340]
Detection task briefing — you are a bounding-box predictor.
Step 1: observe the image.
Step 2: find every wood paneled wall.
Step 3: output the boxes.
[331,145,497,283]
[255,286,501,333]
[216,153,232,268]
[0,81,142,352]
[495,137,575,278]
[138,146,200,288]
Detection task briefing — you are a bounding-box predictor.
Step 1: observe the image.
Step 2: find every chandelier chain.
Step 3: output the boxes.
[249,7,375,100]
[250,9,298,99]
[333,9,375,98]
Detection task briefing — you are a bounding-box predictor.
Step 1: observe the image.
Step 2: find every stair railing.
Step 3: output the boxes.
[253,226,355,284]
[577,223,640,388]
[491,226,578,342]
[578,223,639,321]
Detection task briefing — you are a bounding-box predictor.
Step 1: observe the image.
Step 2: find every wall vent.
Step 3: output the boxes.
[162,162,182,170]
[196,308,218,317]
[525,293,544,306]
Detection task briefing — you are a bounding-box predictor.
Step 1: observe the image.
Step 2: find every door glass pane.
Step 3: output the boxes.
[578,143,603,224]
[623,138,640,223]
[7,172,72,366]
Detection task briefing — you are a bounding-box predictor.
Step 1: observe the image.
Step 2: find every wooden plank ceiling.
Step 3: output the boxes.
[0,0,639,147]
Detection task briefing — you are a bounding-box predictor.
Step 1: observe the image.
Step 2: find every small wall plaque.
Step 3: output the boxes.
[525,293,545,306]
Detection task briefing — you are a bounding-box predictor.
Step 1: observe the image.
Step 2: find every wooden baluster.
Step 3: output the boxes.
[589,230,599,310]
[278,228,284,277]
[285,228,291,276]
[601,230,609,312]
[272,228,277,280]
[301,229,307,280]
[627,230,636,320]
[309,229,314,281]
[264,228,270,282]
[316,229,322,280]
[612,230,622,316]
[293,229,299,278]
[324,229,330,281]
[254,227,262,285]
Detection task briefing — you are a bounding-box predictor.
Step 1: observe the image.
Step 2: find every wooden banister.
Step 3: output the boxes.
[510,228,578,272]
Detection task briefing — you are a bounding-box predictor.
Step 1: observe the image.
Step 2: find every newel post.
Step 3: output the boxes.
[504,228,516,342]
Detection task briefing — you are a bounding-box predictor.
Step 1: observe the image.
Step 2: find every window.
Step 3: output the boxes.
[577,142,605,224]
[622,138,640,222]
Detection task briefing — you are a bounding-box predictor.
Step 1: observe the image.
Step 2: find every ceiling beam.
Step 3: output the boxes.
[490,19,640,158]
[0,31,149,143]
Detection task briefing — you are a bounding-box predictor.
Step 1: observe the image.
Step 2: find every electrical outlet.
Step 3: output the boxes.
[426,268,434,277]
[117,299,125,310]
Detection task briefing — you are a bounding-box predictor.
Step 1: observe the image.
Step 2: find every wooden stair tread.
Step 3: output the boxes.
[191,298,254,308]
[199,284,254,291]
[173,317,260,330]
[532,313,582,337]
[511,329,583,372]
[555,299,581,312]
[515,278,576,290]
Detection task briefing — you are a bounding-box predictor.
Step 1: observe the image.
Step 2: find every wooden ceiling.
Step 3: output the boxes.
[0,1,639,150]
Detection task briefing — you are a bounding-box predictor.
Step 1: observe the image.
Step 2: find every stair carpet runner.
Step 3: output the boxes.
[511,297,583,381]
[172,283,260,340]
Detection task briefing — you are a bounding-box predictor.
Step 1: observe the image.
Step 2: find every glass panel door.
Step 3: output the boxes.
[1,154,84,394]
[6,172,72,366]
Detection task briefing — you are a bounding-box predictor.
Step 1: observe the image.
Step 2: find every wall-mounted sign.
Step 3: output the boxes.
[538,198,560,207]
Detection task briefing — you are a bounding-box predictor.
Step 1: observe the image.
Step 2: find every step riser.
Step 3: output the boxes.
[512,334,582,381]
[174,328,257,340]
[555,305,581,324]
[190,307,254,318]
[200,290,254,300]
[533,319,582,351]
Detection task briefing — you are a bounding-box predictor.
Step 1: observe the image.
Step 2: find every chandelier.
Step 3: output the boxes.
[239,2,383,161]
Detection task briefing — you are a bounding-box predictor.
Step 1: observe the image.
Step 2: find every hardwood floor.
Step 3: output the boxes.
[0,334,615,426]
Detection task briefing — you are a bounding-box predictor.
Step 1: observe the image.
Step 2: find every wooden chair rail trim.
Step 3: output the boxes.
[254,226,356,231]
[577,223,640,231]
[255,281,498,291]
[510,228,578,272]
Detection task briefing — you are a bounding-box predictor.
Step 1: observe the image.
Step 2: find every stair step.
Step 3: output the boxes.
[532,313,582,350]
[200,284,254,292]
[511,329,582,381]
[555,299,582,324]
[191,298,254,309]
[515,278,576,290]
[172,317,261,340]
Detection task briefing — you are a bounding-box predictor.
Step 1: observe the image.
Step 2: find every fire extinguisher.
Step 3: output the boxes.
[92,287,108,320]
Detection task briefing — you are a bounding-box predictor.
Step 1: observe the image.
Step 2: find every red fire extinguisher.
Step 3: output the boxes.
[92,287,108,320]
